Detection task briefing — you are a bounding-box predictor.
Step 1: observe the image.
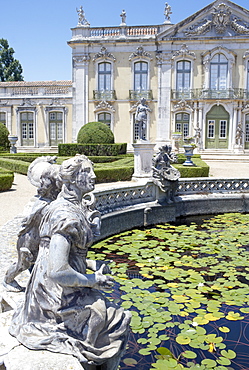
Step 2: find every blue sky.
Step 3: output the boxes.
[1,0,249,81]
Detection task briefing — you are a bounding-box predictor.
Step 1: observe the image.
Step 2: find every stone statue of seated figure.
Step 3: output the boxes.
[9,154,131,370]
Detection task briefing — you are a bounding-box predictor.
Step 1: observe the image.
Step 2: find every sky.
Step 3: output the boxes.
[1,0,249,82]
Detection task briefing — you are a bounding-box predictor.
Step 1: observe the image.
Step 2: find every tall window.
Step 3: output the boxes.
[0,112,6,126]
[134,61,148,91]
[21,112,34,146]
[176,61,191,90]
[49,112,63,146]
[98,62,111,91]
[246,115,249,143]
[98,112,111,129]
[175,113,189,138]
[210,54,228,90]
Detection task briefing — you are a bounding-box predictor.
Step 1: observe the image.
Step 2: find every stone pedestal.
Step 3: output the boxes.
[233,144,244,154]
[132,141,155,180]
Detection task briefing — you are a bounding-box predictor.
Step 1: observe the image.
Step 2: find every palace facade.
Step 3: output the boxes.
[2,0,249,153]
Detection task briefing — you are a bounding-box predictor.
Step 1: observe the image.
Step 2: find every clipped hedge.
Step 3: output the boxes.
[0,169,14,191]
[173,157,209,178]
[95,166,134,183]
[77,122,114,144]
[58,143,127,157]
[0,158,29,175]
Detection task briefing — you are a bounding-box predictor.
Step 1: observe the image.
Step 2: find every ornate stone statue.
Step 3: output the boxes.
[164,3,172,23]
[76,6,90,27]
[235,123,244,146]
[120,9,126,26]
[135,98,151,140]
[152,145,180,200]
[9,155,131,370]
[4,156,62,292]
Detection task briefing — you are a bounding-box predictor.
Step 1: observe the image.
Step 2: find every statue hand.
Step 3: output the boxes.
[94,264,114,290]
[95,260,112,274]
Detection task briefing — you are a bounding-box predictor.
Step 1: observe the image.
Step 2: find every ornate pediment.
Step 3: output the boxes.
[93,47,116,62]
[185,3,249,36]
[94,101,115,113]
[129,46,153,61]
[172,44,196,60]
[159,1,249,39]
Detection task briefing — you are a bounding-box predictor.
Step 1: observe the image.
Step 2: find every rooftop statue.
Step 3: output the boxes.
[135,98,151,141]
[76,5,90,27]
[8,154,131,369]
[164,2,172,23]
[120,9,126,26]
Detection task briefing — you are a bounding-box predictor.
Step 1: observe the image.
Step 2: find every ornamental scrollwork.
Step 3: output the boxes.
[94,100,115,113]
[93,47,116,62]
[73,54,91,66]
[129,46,153,61]
[172,44,196,60]
[184,3,249,36]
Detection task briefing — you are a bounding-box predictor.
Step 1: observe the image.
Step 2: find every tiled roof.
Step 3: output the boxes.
[0,80,72,87]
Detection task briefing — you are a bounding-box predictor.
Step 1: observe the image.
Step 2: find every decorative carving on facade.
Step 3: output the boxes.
[184,19,212,36]
[231,17,249,34]
[172,44,196,60]
[94,100,115,113]
[243,50,249,59]
[73,54,91,66]
[184,3,249,36]
[156,52,171,65]
[93,47,116,62]
[212,3,231,34]
[76,6,90,27]
[173,99,193,112]
[129,46,153,61]
[20,99,36,107]
[0,100,9,106]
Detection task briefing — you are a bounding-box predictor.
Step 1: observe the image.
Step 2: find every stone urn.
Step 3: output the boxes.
[8,135,18,154]
[183,144,195,166]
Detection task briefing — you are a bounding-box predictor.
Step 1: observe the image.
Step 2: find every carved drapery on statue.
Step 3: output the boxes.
[7,155,131,369]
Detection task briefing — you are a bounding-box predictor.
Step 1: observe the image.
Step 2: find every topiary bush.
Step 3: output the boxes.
[0,123,10,152]
[77,122,114,144]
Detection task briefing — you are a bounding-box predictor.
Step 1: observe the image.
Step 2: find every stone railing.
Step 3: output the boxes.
[0,85,72,97]
[89,25,159,39]
[94,178,249,215]
[171,88,249,101]
[177,178,249,195]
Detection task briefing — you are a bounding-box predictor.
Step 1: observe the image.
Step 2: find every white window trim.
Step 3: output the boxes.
[173,58,194,91]
[95,60,114,91]
[44,107,67,146]
[131,59,150,92]
[16,107,37,147]
[95,111,114,132]
[202,47,236,90]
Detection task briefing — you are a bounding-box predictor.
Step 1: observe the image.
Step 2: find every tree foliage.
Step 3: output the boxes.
[0,38,24,81]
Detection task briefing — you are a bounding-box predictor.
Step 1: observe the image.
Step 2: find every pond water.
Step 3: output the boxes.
[90,213,249,370]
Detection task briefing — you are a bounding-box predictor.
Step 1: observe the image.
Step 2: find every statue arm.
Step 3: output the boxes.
[48,233,113,289]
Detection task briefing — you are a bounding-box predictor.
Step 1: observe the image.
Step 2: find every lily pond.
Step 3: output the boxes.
[89,213,249,369]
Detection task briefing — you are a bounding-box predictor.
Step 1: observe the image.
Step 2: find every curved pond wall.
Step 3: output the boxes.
[93,178,249,240]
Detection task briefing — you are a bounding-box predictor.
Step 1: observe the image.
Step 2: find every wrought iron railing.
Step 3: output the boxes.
[129,90,153,101]
[171,88,249,100]
[93,90,116,101]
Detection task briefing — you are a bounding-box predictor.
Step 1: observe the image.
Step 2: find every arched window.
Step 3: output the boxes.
[49,111,63,146]
[134,61,148,91]
[98,112,111,129]
[21,112,34,146]
[175,113,190,138]
[176,61,191,91]
[210,54,228,90]
[98,62,111,91]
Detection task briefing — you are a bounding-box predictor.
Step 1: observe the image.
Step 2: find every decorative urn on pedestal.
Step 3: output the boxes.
[8,135,18,154]
[182,136,196,166]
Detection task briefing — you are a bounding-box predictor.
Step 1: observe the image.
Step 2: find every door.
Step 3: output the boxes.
[205,105,229,149]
